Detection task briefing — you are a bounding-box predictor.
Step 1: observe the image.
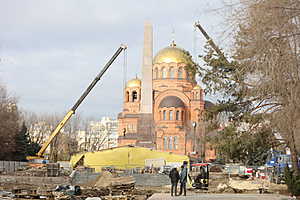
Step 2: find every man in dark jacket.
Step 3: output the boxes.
[169,167,180,196]
[179,161,190,196]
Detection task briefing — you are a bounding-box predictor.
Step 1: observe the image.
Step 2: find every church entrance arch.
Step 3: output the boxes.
[154,89,190,121]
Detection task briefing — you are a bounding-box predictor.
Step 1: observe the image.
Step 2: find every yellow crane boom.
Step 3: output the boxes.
[27,44,127,161]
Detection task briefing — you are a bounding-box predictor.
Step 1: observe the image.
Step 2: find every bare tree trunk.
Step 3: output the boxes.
[289,129,300,175]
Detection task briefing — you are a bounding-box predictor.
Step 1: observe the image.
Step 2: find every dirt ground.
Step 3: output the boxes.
[0,170,289,199]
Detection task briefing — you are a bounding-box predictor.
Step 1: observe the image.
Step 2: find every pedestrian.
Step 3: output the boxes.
[179,161,190,196]
[169,167,180,196]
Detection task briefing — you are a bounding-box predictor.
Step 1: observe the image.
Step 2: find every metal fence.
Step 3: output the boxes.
[0,161,27,173]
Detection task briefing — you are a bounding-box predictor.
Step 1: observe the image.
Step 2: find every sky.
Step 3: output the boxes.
[0,0,229,119]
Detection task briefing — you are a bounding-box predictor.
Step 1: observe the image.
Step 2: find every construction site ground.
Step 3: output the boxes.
[0,167,290,200]
[148,193,291,200]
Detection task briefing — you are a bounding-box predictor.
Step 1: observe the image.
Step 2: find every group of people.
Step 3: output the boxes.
[168,161,191,196]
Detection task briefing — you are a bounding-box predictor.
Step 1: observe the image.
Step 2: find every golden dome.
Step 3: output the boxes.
[193,85,201,90]
[153,43,192,64]
[127,78,141,88]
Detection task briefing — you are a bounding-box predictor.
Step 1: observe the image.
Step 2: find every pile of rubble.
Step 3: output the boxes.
[0,185,54,199]
[94,171,135,194]
[6,163,69,177]
[13,165,48,177]
[215,178,288,194]
[0,171,154,200]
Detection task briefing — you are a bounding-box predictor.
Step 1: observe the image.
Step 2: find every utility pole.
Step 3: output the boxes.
[184,131,187,155]
[192,122,197,153]
[202,125,206,162]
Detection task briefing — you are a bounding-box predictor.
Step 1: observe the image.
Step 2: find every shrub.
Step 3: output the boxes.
[284,166,300,197]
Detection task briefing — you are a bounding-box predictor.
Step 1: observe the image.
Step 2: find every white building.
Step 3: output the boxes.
[77,117,118,151]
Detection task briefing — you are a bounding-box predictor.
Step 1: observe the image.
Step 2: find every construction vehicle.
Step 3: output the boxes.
[265,150,292,184]
[194,22,229,63]
[27,44,127,162]
[190,163,209,190]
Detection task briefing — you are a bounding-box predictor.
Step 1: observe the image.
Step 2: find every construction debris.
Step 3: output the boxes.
[9,187,54,199]
[94,171,135,195]
[0,190,14,199]
[85,198,101,200]
[11,163,69,177]
[55,185,82,196]
[228,179,269,191]
[0,159,290,199]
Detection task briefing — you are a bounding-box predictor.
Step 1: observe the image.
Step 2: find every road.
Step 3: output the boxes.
[148,193,291,200]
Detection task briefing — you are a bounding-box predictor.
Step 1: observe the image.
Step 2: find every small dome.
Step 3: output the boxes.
[153,42,192,64]
[159,96,185,108]
[127,78,141,88]
[193,85,201,90]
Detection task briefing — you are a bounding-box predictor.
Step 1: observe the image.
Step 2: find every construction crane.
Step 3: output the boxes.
[194,22,229,64]
[194,22,254,87]
[27,44,127,161]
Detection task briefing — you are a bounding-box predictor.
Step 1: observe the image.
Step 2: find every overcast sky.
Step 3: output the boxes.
[0,0,228,119]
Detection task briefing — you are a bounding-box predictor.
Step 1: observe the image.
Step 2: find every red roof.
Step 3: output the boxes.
[191,163,209,166]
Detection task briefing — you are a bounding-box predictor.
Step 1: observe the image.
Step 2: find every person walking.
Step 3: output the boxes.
[179,161,189,196]
[169,167,180,196]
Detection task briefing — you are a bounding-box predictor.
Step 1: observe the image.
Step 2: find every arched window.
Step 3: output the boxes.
[186,71,190,80]
[162,67,167,78]
[127,124,132,132]
[181,111,185,121]
[169,136,173,150]
[176,110,180,120]
[169,67,175,79]
[178,67,183,79]
[125,91,129,102]
[163,110,167,120]
[154,68,158,79]
[164,136,168,150]
[169,110,173,120]
[174,136,178,150]
[200,91,203,100]
[132,91,137,102]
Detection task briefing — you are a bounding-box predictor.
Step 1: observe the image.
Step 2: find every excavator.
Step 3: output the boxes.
[26,44,127,162]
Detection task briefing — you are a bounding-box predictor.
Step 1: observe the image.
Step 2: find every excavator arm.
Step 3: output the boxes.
[27,44,127,161]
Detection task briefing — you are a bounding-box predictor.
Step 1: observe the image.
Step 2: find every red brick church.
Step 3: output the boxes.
[117,23,216,161]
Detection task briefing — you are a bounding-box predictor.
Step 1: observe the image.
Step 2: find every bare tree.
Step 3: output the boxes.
[199,0,300,172]
[78,118,115,152]
[22,111,52,146]
[0,85,20,160]
[23,112,82,161]
[231,0,300,174]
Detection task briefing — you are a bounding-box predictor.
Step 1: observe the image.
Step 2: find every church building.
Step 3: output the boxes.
[117,23,215,160]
